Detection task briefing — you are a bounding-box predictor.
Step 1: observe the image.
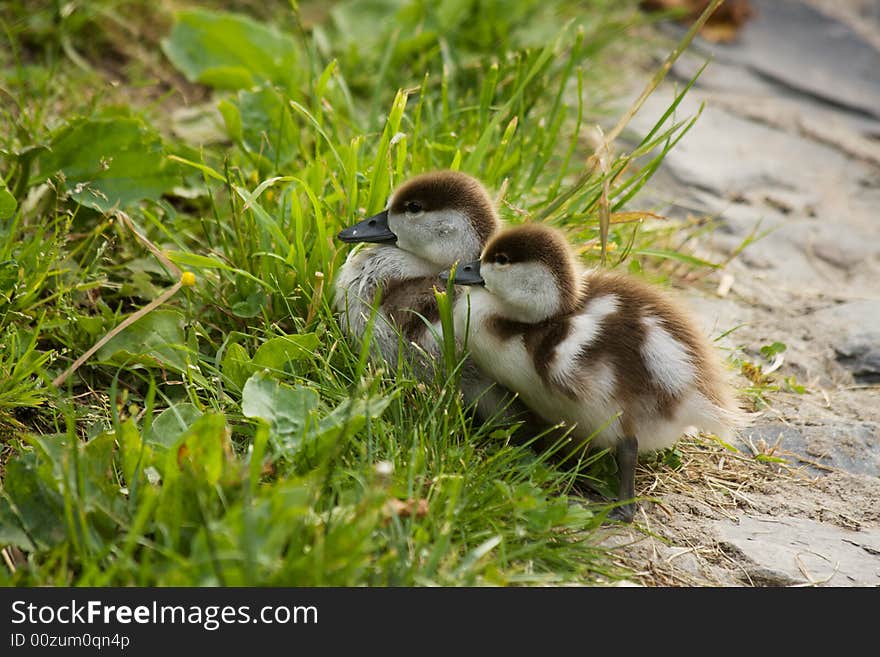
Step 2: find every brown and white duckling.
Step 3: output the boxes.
[334,171,536,427]
[443,223,745,521]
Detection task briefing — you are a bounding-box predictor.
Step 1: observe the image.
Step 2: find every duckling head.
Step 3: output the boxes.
[447,224,583,323]
[337,171,498,268]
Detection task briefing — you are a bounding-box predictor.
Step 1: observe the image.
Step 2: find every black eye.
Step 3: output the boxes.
[495,253,509,265]
[404,200,423,214]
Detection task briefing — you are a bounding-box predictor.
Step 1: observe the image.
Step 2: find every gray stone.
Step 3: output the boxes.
[810,299,880,327]
[809,300,880,382]
[696,0,880,122]
[715,514,880,586]
[805,221,880,272]
[672,56,780,99]
[744,420,880,477]
[630,89,851,202]
[836,339,880,383]
[671,54,880,140]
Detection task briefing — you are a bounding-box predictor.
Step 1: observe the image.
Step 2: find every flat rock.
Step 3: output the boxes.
[696,0,880,122]
[744,420,880,477]
[715,514,880,586]
[671,55,880,140]
[836,342,880,383]
[630,90,851,203]
[809,301,880,382]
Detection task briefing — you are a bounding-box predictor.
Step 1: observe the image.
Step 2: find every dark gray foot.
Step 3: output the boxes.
[608,503,635,523]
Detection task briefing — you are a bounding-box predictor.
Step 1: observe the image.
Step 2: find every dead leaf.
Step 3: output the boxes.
[384,497,429,520]
[176,444,189,467]
[640,0,755,43]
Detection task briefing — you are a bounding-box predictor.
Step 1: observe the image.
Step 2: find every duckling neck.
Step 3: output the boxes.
[336,244,441,302]
[483,284,567,324]
[454,286,548,333]
[497,301,556,324]
[372,244,443,278]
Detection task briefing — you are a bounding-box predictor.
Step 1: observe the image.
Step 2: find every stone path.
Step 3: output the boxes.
[605,0,880,586]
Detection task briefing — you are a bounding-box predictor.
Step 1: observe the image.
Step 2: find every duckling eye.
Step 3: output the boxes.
[404,200,424,214]
[494,253,510,266]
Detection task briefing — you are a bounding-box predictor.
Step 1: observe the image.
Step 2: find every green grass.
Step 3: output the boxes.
[0,0,728,585]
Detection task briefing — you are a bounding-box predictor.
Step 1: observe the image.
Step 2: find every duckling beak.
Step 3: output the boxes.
[337,210,397,244]
[440,260,484,286]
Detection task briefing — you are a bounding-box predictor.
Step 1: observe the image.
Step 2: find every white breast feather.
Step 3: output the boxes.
[334,245,441,367]
[640,315,695,395]
[549,294,619,388]
[457,289,537,395]
[456,290,625,446]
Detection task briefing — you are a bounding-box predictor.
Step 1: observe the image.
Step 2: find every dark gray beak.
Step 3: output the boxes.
[337,210,397,244]
[439,260,484,286]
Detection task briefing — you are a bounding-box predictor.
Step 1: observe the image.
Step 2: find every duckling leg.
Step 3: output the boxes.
[610,435,638,523]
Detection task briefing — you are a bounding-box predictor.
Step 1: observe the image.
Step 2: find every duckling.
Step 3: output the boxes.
[443,223,745,522]
[334,171,539,428]
[335,171,495,365]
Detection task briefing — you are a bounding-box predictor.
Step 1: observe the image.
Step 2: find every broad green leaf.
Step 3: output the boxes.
[760,341,787,359]
[241,372,319,450]
[330,0,404,50]
[221,342,252,390]
[3,456,66,549]
[97,309,189,373]
[24,432,67,472]
[176,413,229,486]
[0,260,18,299]
[170,103,228,147]
[75,315,104,340]
[0,185,16,219]
[198,66,255,90]
[79,432,121,510]
[0,495,34,550]
[146,403,204,449]
[230,289,267,318]
[38,117,178,212]
[155,414,230,544]
[118,419,152,488]
[662,447,684,470]
[217,99,243,141]
[220,335,316,390]
[299,395,391,465]
[161,9,300,90]
[252,334,318,370]
[26,432,121,517]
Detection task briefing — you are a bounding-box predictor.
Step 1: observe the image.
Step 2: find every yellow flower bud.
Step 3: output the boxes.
[180,271,197,287]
